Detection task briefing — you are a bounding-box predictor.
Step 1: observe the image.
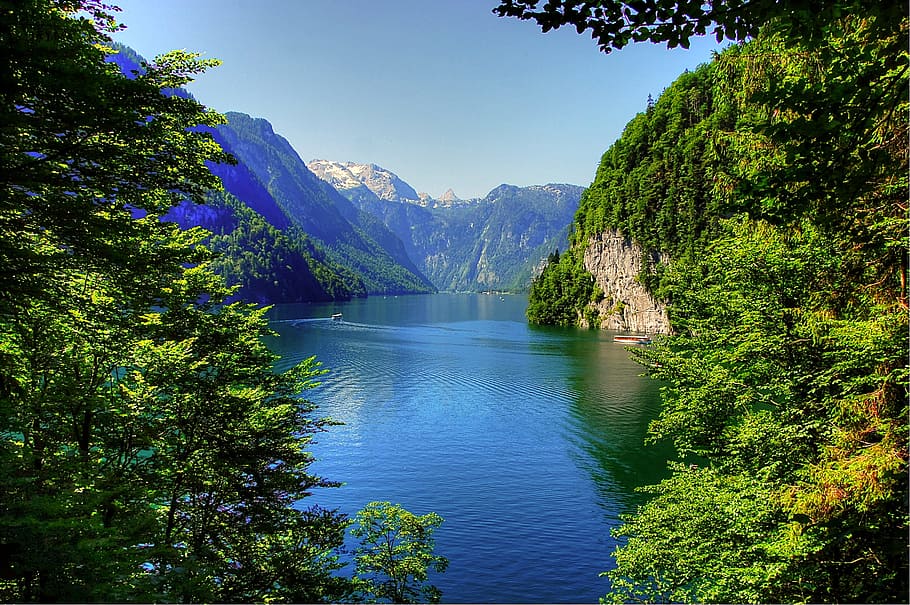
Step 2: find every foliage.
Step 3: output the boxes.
[614,16,906,605]
[509,2,908,603]
[607,466,789,603]
[0,1,357,601]
[493,0,903,53]
[613,217,908,603]
[526,248,599,326]
[119,255,353,603]
[350,502,448,604]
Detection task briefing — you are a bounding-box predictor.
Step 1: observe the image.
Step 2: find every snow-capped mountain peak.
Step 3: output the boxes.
[308,159,420,203]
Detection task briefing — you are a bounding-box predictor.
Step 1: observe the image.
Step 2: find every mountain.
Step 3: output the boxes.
[209,113,435,296]
[113,45,432,302]
[308,159,583,292]
[424,183,583,291]
[437,188,463,206]
[308,160,420,203]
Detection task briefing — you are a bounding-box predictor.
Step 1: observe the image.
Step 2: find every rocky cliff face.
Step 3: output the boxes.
[582,229,671,334]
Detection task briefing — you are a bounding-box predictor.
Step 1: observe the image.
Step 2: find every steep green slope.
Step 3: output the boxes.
[573,67,729,260]
[527,15,908,603]
[216,113,435,295]
[204,191,366,302]
[528,51,732,324]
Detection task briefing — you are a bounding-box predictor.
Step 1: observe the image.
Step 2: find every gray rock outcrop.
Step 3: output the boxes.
[582,229,671,334]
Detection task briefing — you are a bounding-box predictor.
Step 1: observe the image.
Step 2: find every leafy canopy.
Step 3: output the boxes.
[507,1,908,602]
[493,0,903,52]
[351,501,449,604]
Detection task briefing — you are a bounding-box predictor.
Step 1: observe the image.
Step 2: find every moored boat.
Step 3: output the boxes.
[331,312,343,321]
[613,334,652,345]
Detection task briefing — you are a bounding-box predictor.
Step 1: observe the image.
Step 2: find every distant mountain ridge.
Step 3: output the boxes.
[309,160,472,208]
[114,44,580,301]
[308,160,584,292]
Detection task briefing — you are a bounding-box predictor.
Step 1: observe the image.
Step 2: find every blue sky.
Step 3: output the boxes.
[110,1,724,199]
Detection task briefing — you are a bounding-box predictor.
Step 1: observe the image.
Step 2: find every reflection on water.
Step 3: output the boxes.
[267,294,668,603]
[549,328,674,511]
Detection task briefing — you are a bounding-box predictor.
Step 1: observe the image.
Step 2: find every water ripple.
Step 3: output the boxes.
[270,295,666,603]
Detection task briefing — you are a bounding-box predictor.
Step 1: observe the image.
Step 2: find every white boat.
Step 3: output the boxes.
[613,334,652,345]
[331,313,343,321]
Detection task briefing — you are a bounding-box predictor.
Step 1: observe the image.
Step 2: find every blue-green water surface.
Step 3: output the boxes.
[268,293,670,603]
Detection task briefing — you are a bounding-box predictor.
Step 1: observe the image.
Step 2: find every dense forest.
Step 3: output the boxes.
[515,1,908,602]
[178,190,367,303]
[0,1,445,601]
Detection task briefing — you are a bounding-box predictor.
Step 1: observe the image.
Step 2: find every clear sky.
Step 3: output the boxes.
[109,1,724,199]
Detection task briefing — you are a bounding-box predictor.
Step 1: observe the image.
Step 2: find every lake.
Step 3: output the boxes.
[267,293,671,603]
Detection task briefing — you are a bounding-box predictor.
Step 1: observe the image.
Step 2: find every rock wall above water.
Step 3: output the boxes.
[582,229,671,334]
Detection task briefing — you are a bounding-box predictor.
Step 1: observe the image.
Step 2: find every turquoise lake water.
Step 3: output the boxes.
[267,293,671,603]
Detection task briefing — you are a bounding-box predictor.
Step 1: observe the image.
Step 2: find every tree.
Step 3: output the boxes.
[0,0,229,312]
[500,1,908,602]
[350,502,448,603]
[493,0,903,52]
[120,255,352,602]
[0,1,354,601]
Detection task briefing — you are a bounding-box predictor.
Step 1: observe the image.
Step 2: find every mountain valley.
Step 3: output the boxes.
[309,160,583,293]
[113,46,585,303]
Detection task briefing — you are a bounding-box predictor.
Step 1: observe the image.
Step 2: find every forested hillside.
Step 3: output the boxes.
[214,113,435,296]
[513,2,908,602]
[168,191,366,303]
